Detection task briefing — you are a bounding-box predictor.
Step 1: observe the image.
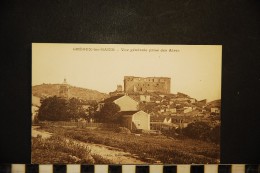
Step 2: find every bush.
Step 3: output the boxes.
[183,122,211,141]
[115,127,131,134]
[32,135,94,164]
[209,125,220,144]
[183,122,220,144]
[95,102,120,123]
[38,96,86,121]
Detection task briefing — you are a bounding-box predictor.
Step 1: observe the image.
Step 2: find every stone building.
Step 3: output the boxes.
[99,95,150,130]
[109,85,124,97]
[119,111,150,130]
[99,95,139,111]
[124,76,171,94]
[59,79,69,99]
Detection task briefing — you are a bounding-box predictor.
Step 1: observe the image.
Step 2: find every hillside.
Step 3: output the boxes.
[32,84,108,101]
[206,100,221,109]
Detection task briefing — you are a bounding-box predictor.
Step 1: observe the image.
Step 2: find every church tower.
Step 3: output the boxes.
[59,78,69,99]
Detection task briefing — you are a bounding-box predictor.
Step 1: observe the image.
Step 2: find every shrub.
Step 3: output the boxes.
[32,135,94,164]
[209,125,220,144]
[115,127,131,134]
[183,122,220,144]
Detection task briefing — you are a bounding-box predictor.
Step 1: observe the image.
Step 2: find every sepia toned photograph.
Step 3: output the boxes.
[32,43,222,164]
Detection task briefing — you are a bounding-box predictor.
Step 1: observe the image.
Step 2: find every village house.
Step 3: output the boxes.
[99,95,151,130]
[118,111,150,130]
[100,95,138,111]
[163,117,172,124]
[211,107,220,114]
[140,95,151,102]
[184,107,192,113]
[201,109,207,113]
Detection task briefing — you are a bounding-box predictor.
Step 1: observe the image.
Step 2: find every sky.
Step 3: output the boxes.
[32,43,222,101]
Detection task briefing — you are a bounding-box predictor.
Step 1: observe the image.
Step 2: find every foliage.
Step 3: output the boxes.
[115,127,131,134]
[95,102,120,123]
[209,124,220,144]
[86,103,98,118]
[38,96,86,121]
[91,154,112,164]
[66,98,86,120]
[32,135,93,164]
[41,126,220,164]
[38,96,69,121]
[182,122,220,144]
[183,122,211,141]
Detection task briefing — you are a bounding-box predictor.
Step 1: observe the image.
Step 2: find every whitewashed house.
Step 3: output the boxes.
[119,111,150,130]
[100,95,150,130]
[163,117,172,124]
[184,107,192,113]
[140,95,151,102]
[211,107,220,114]
[100,95,138,111]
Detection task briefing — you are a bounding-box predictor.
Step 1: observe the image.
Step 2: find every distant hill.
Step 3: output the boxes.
[32,84,108,101]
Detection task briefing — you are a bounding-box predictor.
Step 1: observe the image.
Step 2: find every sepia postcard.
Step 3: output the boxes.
[32,43,222,164]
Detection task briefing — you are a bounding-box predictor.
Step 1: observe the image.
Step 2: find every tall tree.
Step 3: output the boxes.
[96,102,120,123]
[38,96,86,121]
[38,96,69,121]
[67,98,86,121]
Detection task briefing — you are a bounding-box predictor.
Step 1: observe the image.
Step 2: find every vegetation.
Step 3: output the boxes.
[32,134,112,164]
[95,102,121,123]
[40,125,220,164]
[38,96,86,121]
[32,135,93,164]
[209,125,220,144]
[182,122,220,144]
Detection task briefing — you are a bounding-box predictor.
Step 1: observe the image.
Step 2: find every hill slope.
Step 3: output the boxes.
[32,84,108,101]
[206,100,221,108]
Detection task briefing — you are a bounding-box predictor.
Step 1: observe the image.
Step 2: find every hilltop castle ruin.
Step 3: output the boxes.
[124,76,171,94]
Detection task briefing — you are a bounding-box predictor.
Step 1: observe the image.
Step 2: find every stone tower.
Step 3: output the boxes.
[59,78,69,99]
[116,85,123,92]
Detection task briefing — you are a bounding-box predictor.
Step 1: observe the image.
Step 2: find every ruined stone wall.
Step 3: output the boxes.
[124,76,171,94]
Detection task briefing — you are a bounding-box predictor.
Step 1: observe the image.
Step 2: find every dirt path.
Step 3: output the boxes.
[32,126,52,139]
[32,126,146,164]
[77,140,146,164]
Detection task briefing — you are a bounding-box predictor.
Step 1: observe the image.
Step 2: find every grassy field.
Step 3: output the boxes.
[38,125,220,164]
[32,134,111,164]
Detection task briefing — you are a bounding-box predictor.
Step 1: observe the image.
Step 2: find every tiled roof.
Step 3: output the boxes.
[100,95,124,103]
[115,111,140,116]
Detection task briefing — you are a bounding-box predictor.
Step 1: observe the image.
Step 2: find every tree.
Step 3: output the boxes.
[38,96,69,121]
[66,98,86,121]
[96,102,120,123]
[183,121,211,141]
[87,103,98,117]
[38,96,86,121]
